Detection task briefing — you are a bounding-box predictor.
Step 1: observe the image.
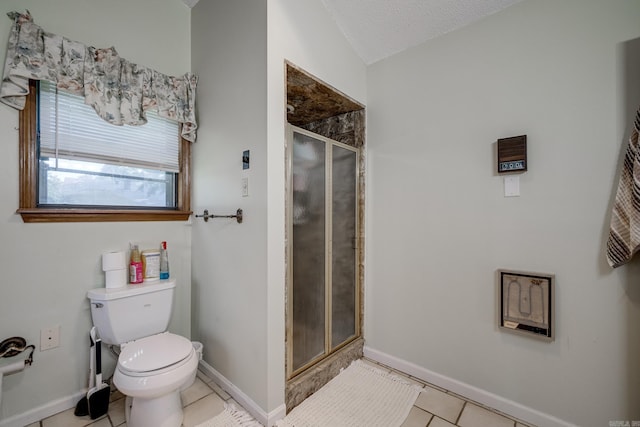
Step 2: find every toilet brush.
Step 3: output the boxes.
[87,335,110,419]
[74,327,96,417]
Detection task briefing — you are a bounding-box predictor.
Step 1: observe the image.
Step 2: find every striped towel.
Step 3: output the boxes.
[607,106,640,268]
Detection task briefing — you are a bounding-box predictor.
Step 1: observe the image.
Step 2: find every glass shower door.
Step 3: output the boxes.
[289,127,359,376]
[331,145,357,349]
[291,132,326,372]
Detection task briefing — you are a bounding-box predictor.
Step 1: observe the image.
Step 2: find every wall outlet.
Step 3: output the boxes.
[40,325,60,351]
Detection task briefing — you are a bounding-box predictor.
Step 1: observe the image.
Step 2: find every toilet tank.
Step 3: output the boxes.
[87,280,176,345]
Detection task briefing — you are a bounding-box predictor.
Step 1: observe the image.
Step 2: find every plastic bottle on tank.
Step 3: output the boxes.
[160,241,170,280]
[129,244,143,284]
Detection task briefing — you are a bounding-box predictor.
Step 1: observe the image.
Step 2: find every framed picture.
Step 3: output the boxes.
[498,269,554,341]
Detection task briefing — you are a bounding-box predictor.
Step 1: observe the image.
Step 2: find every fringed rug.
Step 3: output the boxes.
[196,403,263,427]
[277,360,421,427]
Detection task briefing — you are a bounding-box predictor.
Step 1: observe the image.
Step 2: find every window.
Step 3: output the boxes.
[18,80,191,222]
[38,80,179,207]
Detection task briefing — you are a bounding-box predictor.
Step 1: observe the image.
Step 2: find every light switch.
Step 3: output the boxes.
[242,177,249,197]
[504,175,520,197]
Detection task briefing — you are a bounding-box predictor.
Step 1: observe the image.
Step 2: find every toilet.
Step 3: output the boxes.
[87,279,201,427]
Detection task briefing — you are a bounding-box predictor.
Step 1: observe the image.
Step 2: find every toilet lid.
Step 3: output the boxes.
[118,332,192,373]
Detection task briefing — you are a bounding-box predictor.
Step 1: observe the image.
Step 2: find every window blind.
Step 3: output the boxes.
[38,80,180,173]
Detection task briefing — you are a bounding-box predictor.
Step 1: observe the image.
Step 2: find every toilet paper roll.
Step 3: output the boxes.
[105,269,127,289]
[0,360,25,376]
[102,251,126,272]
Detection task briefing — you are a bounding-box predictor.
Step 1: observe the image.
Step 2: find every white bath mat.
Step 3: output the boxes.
[196,403,263,427]
[276,359,421,427]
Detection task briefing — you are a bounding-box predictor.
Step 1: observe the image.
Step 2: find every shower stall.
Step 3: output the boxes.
[284,63,365,410]
[286,126,361,379]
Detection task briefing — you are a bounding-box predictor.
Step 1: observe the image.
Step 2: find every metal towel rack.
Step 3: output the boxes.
[195,209,243,224]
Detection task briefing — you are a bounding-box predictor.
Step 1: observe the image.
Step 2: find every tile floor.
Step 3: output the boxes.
[27,370,237,427]
[26,358,537,427]
[359,359,537,427]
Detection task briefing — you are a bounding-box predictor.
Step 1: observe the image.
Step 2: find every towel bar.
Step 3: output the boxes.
[195,209,243,223]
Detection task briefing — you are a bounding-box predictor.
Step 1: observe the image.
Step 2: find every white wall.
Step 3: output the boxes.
[266,0,367,414]
[0,0,192,422]
[190,0,366,418]
[190,0,270,412]
[365,1,640,426]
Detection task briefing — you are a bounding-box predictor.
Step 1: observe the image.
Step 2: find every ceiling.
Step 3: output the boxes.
[320,0,523,64]
[182,0,523,65]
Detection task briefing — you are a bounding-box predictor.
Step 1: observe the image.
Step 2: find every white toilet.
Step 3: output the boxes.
[87,279,200,427]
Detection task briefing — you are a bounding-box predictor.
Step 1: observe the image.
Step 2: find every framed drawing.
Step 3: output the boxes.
[498,269,554,341]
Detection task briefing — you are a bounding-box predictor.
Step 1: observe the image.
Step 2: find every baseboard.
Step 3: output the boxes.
[0,390,85,427]
[6,351,570,427]
[198,360,286,427]
[1,364,288,427]
[363,346,577,427]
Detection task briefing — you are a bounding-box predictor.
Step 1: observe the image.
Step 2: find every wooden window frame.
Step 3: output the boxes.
[17,80,192,223]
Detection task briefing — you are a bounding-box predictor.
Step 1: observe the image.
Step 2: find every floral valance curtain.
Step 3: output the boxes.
[0,11,198,142]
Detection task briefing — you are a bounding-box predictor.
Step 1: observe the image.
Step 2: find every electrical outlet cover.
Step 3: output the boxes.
[40,325,60,351]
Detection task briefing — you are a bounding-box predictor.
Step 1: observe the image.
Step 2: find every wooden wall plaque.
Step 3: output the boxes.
[497,135,527,173]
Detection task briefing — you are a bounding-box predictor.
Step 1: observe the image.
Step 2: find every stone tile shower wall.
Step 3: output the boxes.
[300,110,365,149]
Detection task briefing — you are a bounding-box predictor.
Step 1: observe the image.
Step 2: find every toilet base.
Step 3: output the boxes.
[127,391,183,427]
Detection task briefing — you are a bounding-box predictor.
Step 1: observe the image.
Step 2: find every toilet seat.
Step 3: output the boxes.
[114,334,199,401]
[113,341,199,426]
[118,332,193,376]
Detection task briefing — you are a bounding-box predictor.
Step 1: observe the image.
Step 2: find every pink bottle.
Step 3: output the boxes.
[129,244,143,284]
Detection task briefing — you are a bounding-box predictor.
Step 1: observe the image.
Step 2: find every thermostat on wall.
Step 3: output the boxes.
[243,150,250,170]
[497,135,527,173]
